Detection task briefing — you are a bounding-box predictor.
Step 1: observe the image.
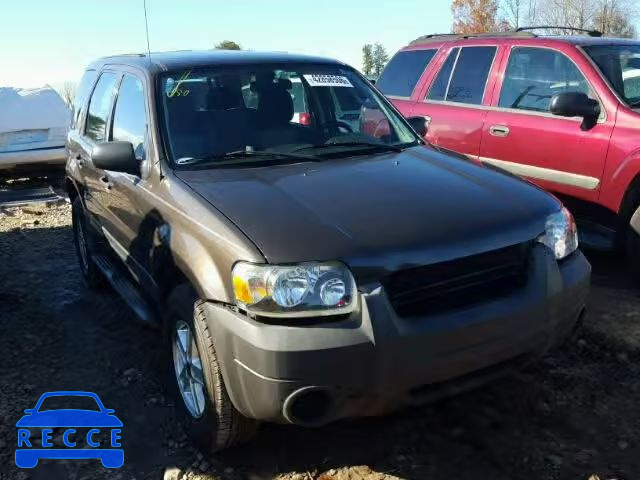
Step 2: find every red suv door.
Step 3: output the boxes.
[479,45,614,204]
[410,44,501,157]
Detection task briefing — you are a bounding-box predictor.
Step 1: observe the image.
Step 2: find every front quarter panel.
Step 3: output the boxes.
[599,107,640,213]
[140,172,265,302]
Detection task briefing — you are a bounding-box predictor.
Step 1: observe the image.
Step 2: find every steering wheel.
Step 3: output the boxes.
[318,120,354,134]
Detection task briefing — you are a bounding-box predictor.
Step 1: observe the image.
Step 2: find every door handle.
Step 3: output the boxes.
[489,125,510,137]
[99,175,113,190]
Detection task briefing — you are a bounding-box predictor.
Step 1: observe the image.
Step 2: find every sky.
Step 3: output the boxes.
[0,0,453,89]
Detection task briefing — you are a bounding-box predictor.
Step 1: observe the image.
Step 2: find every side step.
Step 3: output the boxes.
[92,254,158,327]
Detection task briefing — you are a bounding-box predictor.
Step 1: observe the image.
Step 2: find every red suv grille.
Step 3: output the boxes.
[382,242,532,317]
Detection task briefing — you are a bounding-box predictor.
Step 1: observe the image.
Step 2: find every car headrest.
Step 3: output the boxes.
[257,86,294,126]
[278,78,293,90]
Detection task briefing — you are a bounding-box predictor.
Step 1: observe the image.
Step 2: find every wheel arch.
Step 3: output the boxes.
[65,176,83,207]
[605,148,640,214]
[617,173,640,221]
[148,226,233,305]
[610,172,640,250]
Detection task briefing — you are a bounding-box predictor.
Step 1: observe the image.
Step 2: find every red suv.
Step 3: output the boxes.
[376,31,640,266]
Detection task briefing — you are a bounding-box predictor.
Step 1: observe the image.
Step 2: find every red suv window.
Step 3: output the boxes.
[499,47,592,112]
[377,49,437,98]
[427,46,497,105]
[428,48,458,101]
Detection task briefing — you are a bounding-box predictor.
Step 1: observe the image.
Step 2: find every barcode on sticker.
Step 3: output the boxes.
[303,74,354,88]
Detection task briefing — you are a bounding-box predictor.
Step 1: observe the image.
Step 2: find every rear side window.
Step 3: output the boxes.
[427,46,496,105]
[71,69,97,129]
[85,72,119,142]
[111,74,147,160]
[377,49,437,97]
[427,48,459,101]
[499,47,592,112]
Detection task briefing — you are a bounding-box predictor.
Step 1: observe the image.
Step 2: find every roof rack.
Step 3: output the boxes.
[516,26,603,37]
[409,30,536,45]
[409,26,603,46]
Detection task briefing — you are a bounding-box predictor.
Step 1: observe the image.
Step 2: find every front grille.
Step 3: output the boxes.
[383,242,531,317]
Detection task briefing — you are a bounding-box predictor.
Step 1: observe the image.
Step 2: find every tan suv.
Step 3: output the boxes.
[66,50,590,452]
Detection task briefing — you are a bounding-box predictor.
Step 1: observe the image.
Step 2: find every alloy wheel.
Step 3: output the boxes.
[173,320,207,418]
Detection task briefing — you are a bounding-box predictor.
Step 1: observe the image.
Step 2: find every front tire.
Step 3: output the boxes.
[71,197,103,289]
[168,294,258,452]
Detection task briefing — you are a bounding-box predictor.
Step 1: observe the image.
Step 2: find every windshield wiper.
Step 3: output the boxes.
[224,149,321,161]
[292,141,405,154]
[177,149,321,167]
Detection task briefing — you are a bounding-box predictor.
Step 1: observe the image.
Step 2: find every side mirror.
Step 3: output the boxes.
[550,92,600,131]
[91,141,139,176]
[105,409,115,414]
[23,409,34,414]
[407,116,428,136]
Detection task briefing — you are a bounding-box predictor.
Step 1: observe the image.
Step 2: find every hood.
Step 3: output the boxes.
[175,147,560,282]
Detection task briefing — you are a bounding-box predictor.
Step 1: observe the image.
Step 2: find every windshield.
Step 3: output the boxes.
[37,395,101,412]
[158,63,420,167]
[584,44,640,107]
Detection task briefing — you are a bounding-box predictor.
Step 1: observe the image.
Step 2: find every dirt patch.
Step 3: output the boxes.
[0,204,638,480]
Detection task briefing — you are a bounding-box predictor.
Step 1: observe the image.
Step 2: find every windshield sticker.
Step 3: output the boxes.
[303,74,353,88]
[166,70,191,98]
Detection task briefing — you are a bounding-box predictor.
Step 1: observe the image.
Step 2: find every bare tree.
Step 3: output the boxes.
[534,0,595,32]
[531,0,637,36]
[592,0,638,37]
[502,0,523,28]
[466,0,636,35]
[61,81,76,107]
[498,0,541,28]
[525,0,539,24]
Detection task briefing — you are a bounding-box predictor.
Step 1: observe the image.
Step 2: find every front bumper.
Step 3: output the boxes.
[205,245,590,425]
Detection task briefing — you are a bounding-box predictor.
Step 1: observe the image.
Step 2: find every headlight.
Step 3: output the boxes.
[232,262,357,318]
[537,207,578,260]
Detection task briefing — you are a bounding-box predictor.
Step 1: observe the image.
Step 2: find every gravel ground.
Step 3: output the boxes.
[1,202,639,480]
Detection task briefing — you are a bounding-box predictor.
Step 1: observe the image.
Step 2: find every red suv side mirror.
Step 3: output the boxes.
[406,116,428,137]
[550,92,601,131]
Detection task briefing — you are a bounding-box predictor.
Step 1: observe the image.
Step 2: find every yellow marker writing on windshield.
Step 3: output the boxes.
[167,70,191,98]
